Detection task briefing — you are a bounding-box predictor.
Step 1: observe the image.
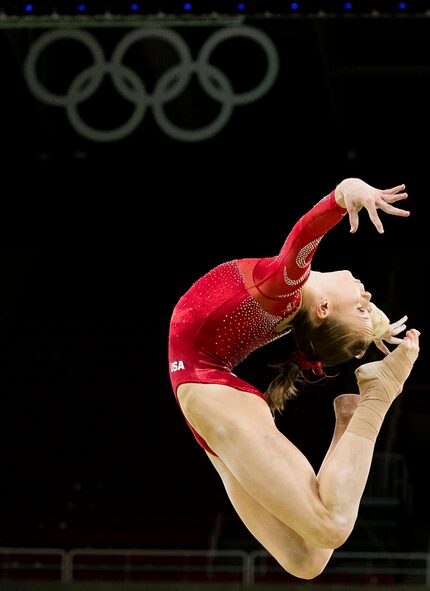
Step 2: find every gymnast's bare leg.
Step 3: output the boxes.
[318,393,359,475]
[205,393,360,577]
[177,329,420,579]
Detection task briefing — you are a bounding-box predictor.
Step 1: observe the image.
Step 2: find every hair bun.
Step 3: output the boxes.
[369,302,390,340]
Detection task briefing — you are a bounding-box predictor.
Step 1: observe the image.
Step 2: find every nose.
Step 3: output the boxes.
[363,291,372,302]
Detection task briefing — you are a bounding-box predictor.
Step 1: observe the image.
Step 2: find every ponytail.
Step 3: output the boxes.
[265,307,372,414]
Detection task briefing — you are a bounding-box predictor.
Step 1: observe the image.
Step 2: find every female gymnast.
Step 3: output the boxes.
[168,177,420,579]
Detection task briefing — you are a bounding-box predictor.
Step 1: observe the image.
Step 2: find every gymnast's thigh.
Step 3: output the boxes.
[205,451,333,575]
[177,382,324,538]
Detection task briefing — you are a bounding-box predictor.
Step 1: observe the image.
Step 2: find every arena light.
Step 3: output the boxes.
[1,0,429,16]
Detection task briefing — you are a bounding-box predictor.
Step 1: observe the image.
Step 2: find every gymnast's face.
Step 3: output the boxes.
[326,270,374,336]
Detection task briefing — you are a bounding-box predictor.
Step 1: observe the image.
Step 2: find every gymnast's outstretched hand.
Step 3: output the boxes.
[335,177,410,234]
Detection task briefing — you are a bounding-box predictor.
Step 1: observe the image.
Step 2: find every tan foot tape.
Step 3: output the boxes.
[347,346,414,441]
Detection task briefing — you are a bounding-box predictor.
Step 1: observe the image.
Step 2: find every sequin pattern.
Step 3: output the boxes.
[171,260,296,370]
[213,291,289,368]
[283,236,322,286]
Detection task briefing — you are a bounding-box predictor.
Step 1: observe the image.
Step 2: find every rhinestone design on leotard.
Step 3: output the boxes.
[283,236,322,286]
[196,261,297,368]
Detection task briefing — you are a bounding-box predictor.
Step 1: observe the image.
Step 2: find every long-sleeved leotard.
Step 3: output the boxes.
[168,190,347,455]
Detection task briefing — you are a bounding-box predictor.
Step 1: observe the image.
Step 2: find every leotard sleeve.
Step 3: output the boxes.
[251,190,347,315]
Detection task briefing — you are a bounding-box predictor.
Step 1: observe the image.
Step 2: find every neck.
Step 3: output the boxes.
[302,271,322,309]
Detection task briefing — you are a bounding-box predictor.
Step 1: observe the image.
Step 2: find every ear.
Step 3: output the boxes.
[315,299,329,320]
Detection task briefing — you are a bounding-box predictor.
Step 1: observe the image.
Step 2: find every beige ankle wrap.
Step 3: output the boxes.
[347,346,414,441]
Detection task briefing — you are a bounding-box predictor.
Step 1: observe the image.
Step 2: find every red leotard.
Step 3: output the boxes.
[168,190,346,455]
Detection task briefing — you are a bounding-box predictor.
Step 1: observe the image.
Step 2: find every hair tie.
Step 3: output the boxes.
[291,349,324,376]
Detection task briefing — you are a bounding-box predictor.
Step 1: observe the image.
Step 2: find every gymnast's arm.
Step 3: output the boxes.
[248,190,346,314]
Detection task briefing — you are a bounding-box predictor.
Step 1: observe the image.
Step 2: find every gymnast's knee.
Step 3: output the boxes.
[277,549,331,580]
[303,512,355,551]
[317,517,355,550]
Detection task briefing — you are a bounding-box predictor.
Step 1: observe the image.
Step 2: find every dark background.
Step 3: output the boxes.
[0,11,428,556]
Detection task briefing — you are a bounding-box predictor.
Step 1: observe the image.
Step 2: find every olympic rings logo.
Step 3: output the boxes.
[24,26,279,143]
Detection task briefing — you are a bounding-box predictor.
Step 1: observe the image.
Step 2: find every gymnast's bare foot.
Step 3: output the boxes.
[333,394,360,421]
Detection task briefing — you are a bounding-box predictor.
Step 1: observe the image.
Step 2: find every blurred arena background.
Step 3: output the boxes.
[0,0,429,589]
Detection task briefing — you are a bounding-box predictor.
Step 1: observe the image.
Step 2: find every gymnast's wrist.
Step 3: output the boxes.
[335,178,364,209]
[334,180,347,208]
